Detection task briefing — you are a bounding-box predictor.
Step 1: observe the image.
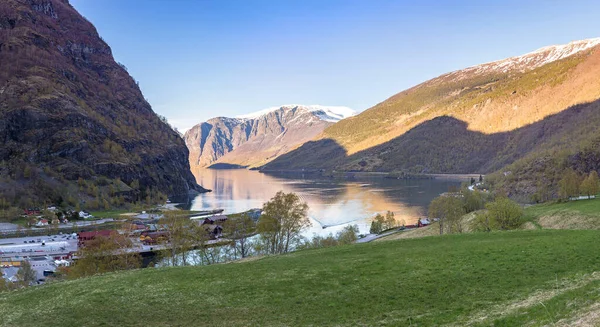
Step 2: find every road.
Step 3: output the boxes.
[355,227,420,243]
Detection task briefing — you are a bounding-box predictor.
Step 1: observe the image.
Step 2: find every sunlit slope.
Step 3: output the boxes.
[264,39,600,173]
[2,230,600,326]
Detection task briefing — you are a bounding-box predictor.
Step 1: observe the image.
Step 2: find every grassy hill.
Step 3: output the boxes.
[522,198,600,230]
[2,230,600,326]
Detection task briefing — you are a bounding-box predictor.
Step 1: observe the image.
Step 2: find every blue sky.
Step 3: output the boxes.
[70,0,600,131]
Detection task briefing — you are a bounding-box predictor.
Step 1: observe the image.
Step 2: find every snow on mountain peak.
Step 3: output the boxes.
[236,105,356,122]
[454,38,600,77]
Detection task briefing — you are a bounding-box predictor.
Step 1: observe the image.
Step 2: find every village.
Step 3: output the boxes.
[0,205,264,285]
[0,200,437,286]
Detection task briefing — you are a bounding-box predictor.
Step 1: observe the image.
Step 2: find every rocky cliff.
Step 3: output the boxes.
[0,0,203,206]
[184,105,355,169]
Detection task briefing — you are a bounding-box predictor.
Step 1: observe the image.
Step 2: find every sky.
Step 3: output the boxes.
[69,0,600,132]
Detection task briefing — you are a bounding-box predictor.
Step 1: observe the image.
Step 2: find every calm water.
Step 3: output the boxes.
[187,169,465,237]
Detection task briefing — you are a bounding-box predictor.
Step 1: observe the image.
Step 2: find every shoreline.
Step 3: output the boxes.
[256,169,481,180]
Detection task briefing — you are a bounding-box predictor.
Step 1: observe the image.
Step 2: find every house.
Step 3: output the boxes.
[140,231,169,245]
[36,219,49,227]
[54,259,71,267]
[24,208,41,216]
[1,266,20,283]
[204,225,223,239]
[201,215,228,225]
[77,230,114,247]
[79,211,93,219]
[51,218,60,225]
[417,218,431,227]
[247,209,262,221]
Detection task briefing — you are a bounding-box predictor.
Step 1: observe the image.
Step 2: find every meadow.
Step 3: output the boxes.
[2,230,600,326]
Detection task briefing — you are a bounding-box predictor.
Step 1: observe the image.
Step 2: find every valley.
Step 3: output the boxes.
[2,1,600,326]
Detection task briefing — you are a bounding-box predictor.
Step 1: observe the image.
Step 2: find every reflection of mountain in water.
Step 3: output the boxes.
[188,169,463,235]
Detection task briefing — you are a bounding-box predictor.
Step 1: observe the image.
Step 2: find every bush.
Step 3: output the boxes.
[473,198,523,232]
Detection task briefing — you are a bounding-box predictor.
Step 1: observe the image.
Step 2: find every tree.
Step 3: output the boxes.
[0,276,11,292]
[257,191,311,254]
[462,189,486,213]
[384,211,396,230]
[472,211,496,232]
[223,213,256,259]
[69,232,141,278]
[559,168,581,200]
[428,195,465,235]
[485,197,523,230]
[369,213,385,234]
[580,171,600,199]
[162,211,198,266]
[337,224,359,245]
[17,261,36,286]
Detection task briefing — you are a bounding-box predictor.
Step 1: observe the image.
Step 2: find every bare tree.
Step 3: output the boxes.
[223,213,256,259]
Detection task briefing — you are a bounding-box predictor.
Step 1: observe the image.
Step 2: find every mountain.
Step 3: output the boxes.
[183,105,356,169]
[262,39,600,199]
[0,0,203,206]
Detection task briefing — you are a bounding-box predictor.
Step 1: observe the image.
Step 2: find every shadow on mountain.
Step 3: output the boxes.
[207,163,249,169]
[262,98,600,174]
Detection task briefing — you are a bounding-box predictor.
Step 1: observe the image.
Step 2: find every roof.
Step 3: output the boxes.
[78,230,114,238]
[204,225,223,232]
[211,215,228,221]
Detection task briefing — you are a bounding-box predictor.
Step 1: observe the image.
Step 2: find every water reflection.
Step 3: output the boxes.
[188,169,464,236]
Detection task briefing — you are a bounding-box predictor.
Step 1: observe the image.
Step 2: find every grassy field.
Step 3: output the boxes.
[2,230,600,326]
[89,209,135,219]
[523,198,600,229]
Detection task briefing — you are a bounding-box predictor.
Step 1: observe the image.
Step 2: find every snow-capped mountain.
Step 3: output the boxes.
[446,38,600,80]
[237,105,356,122]
[184,105,356,169]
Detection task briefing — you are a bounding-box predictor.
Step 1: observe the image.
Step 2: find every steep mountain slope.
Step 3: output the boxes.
[184,105,355,169]
[0,0,203,206]
[263,39,600,179]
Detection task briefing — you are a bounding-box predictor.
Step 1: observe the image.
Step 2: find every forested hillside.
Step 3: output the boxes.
[263,39,600,199]
[0,0,203,208]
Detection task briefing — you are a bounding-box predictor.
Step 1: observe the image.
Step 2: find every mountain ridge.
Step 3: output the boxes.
[184,105,356,169]
[263,38,600,199]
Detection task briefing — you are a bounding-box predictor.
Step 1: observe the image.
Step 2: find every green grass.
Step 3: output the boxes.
[2,230,600,326]
[524,198,600,229]
[89,209,134,219]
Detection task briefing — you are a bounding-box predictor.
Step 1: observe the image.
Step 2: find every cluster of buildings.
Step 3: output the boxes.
[22,206,97,228]
[1,208,264,285]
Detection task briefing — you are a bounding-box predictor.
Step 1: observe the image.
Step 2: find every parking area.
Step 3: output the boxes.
[0,234,78,257]
[1,233,79,283]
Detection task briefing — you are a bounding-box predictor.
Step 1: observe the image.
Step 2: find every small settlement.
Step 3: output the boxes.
[1,207,263,286]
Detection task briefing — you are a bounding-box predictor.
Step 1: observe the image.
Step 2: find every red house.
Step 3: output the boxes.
[24,208,41,216]
[78,230,115,247]
[417,218,431,227]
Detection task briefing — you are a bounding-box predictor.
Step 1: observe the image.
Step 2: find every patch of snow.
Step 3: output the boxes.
[448,38,600,78]
[236,104,356,122]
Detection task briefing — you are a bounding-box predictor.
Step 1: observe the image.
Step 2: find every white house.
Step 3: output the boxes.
[78,211,93,219]
[36,219,49,227]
